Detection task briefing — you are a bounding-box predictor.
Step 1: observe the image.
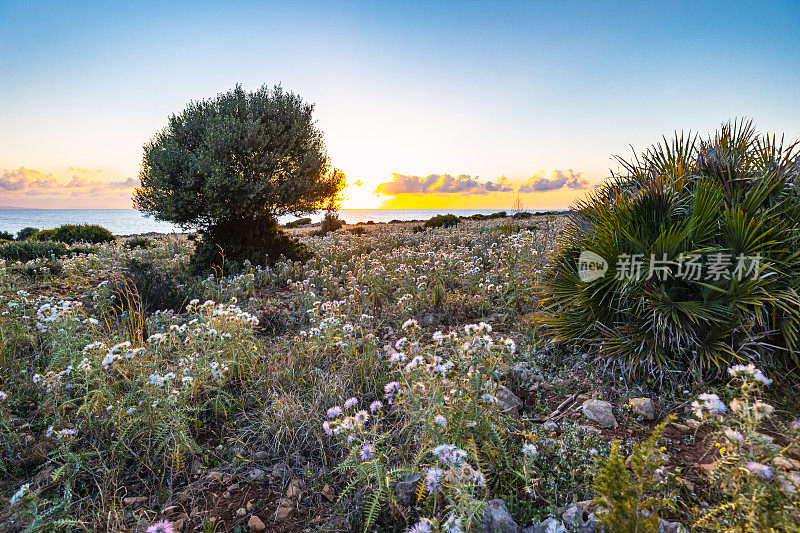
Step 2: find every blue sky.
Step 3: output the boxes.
[1,0,798,208]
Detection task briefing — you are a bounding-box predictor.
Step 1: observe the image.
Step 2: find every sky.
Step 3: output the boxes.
[1,1,799,210]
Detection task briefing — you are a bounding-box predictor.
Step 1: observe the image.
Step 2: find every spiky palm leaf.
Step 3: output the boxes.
[539,119,800,382]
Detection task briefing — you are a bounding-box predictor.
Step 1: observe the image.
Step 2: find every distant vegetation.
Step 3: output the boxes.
[284,217,312,229]
[16,227,39,241]
[423,213,461,229]
[32,224,115,244]
[463,210,507,221]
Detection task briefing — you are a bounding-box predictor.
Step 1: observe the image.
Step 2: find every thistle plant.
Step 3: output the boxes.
[694,365,800,531]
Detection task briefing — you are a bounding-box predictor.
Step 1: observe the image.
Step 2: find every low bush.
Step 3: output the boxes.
[0,240,67,262]
[593,417,675,531]
[285,217,312,229]
[190,218,311,275]
[312,211,344,237]
[123,259,196,313]
[125,236,151,249]
[15,227,39,241]
[512,212,533,219]
[33,224,115,244]
[0,231,15,241]
[349,226,367,235]
[423,214,460,229]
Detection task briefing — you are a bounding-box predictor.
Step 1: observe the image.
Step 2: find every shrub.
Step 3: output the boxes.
[123,259,196,312]
[0,240,67,262]
[466,211,507,221]
[33,224,114,244]
[424,214,460,229]
[134,84,345,272]
[284,217,312,229]
[349,226,367,235]
[15,227,39,241]
[312,211,344,237]
[512,212,532,219]
[0,230,14,241]
[190,218,310,275]
[539,120,800,381]
[125,236,151,249]
[593,417,674,532]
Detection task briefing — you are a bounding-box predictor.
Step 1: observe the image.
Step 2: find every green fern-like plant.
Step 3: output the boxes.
[593,416,674,532]
[539,119,800,382]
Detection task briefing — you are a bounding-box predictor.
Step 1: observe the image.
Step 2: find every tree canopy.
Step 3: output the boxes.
[134,84,345,272]
[134,84,344,229]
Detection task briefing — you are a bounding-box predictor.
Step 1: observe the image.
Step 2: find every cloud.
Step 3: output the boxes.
[376,173,513,196]
[517,169,590,193]
[0,168,50,191]
[0,167,140,207]
[108,177,141,189]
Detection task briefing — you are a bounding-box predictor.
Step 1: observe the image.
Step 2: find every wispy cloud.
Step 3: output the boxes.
[517,169,590,193]
[0,167,140,207]
[376,173,513,196]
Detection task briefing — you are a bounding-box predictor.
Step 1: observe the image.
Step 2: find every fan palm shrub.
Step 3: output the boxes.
[539,119,800,383]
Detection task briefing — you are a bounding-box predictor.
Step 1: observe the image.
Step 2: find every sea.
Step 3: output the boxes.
[0,208,552,236]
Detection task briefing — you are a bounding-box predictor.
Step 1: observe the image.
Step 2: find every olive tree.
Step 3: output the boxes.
[134,84,345,273]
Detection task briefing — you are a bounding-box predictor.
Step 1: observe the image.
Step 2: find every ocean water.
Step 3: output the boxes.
[0,208,550,236]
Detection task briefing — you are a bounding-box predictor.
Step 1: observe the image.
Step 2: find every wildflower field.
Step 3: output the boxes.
[1,215,799,532]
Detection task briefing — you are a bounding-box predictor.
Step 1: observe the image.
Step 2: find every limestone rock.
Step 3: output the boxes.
[285,478,305,499]
[247,514,266,532]
[630,398,655,420]
[582,400,617,428]
[482,499,520,533]
[523,517,566,533]
[561,500,598,532]
[496,385,523,416]
[274,503,295,521]
[658,519,687,533]
[774,456,800,471]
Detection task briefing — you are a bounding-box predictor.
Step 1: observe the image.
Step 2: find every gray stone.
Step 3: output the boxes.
[582,400,618,428]
[630,398,655,420]
[561,500,599,532]
[543,420,559,432]
[511,364,545,384]
[658,519,687,533]
[393,473,422,507]
[271,463,290,480]
[496,385,523,416]
[483,499,521,533]
[523,517,566,533]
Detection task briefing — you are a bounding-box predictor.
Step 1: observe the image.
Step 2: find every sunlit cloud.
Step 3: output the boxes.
[0,167,140,208]
[517,169,590,193]
[376,173,513,196]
